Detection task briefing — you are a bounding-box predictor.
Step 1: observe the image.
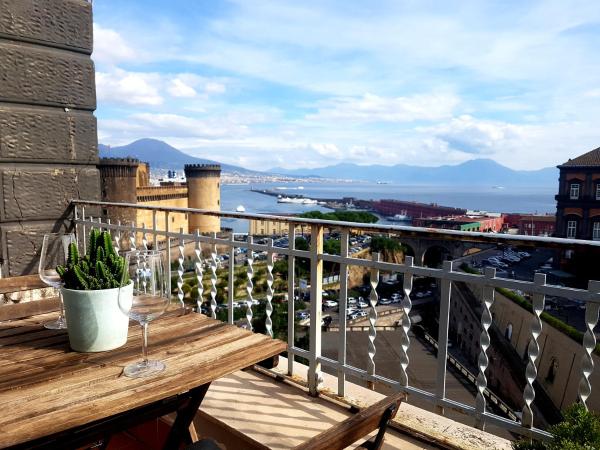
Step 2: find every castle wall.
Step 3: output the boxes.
[137,186,189,245]
[0,0,100,276]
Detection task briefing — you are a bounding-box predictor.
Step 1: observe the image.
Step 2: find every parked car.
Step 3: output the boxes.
[323,300,338,308]
[296,311,309,320]
[378,298,392,305]
[347,297,357,305]
[358,300,369,308]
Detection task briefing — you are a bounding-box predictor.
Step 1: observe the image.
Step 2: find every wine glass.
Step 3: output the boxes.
[119,250,170,378]
[39,233,76,330]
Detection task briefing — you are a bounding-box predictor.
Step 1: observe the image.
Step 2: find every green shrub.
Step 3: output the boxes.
[513,403,600,449]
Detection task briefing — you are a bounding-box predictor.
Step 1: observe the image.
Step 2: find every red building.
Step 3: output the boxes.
[504,214,556,236]
[356,199,466,219]
[413,215,505,233]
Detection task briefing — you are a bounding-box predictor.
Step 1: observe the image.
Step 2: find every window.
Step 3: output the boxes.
[570,183,580,199]
[597,184,600,200]
[594,222,600,241]
[505,323,513,341]
[546,358,558,383]
[567,220,577,238]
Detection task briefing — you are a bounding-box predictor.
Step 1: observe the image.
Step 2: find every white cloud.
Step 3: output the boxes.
[427,115,527,154]
[167,78,197,98]
[308,93,459,123]
[93,24,136,65]
[96,69,163,105]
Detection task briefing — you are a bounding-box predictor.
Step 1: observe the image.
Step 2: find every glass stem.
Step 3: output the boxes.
[58,289,66,322]
[141,321,149,365]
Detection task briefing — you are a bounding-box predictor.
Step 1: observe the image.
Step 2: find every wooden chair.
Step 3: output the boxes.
[0,275,59,321]
[186,392,404,450]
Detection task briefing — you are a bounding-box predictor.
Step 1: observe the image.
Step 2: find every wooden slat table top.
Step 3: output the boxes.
[0,311,287,449]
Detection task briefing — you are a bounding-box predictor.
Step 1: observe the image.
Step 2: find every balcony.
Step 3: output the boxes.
[5,199,600,449]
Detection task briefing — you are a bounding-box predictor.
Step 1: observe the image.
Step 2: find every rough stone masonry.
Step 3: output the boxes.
[0,0,100,276]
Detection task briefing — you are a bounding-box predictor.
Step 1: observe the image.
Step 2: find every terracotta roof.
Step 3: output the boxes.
[560,146,600,167]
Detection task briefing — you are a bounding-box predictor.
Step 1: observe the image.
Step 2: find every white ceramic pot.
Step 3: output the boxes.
[62,282,133,352]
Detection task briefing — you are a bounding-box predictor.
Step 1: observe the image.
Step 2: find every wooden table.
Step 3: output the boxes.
[0,310,286,449]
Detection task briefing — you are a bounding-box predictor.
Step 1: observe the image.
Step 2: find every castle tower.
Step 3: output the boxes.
[98,158,139,226]
[184,164,221,234]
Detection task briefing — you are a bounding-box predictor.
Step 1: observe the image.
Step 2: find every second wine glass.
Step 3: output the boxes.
[119,250,170,378]
[39,233,76,330]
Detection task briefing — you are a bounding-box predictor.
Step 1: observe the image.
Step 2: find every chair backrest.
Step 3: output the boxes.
[0,275,59,321]
[293,392,404,450]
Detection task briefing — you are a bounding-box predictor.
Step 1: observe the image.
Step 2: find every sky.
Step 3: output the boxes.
[93,0,600,171]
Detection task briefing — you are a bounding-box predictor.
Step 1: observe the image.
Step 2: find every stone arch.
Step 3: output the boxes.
[422,245,452,268]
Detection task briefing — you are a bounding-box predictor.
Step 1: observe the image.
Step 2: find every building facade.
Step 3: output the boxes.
[555,147,600,240]
[504,214,556,236]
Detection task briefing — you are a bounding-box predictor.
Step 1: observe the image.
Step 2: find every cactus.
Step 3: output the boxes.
[57,229,130,290]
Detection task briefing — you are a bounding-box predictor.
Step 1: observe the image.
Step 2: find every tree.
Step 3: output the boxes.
[513,403,600,450]
[299,210,379,224]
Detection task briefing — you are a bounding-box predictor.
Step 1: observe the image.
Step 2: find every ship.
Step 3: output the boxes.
[277,197,318,205]
[387,211,411,222]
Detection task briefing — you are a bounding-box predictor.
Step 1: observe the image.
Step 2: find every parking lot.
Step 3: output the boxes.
[295,282,436,328]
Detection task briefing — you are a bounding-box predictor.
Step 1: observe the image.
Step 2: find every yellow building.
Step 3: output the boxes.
[248,216,306,236]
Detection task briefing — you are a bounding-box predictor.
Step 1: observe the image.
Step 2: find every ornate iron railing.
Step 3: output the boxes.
[71,199,600,441]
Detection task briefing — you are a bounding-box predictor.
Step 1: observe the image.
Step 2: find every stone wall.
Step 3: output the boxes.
[0,0,99,276]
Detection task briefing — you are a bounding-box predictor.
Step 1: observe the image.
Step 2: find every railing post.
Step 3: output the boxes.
[142,223,148,251]
[308,224,324,396]
[578,280,600,409]
[399,256,414,388]
[287,227,296,376]
[194,230,204,315]
[476,267,496,430]
[435,260,453,414]
[245,236,254,331]
[165,211,171,298]
[227,233,235,325]
[81,206,87,254]
[152,210,158,250]
[523,273,546,428]
[74,204,80,247]
[337,229,349,397]
[209,232,218,320]
[367,252,380,390]
[177,228,185,313]
[265,238,274,338]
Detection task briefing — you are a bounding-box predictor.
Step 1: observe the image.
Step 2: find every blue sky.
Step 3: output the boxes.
[93,0,600,170]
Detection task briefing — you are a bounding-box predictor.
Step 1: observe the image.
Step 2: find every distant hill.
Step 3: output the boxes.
[270,159,558,186]
[98,139,258,174]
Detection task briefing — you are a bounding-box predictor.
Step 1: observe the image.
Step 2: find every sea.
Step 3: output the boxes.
[220,181,556,234]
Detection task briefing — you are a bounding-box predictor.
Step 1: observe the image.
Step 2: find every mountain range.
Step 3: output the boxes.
[99,138,557,186]
[98,139,258,174]
[269,159,558,186]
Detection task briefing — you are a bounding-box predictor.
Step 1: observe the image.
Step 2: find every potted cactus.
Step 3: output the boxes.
[57,229,133,352]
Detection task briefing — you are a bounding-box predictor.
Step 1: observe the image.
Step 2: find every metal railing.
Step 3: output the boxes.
[71,199,600,440]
